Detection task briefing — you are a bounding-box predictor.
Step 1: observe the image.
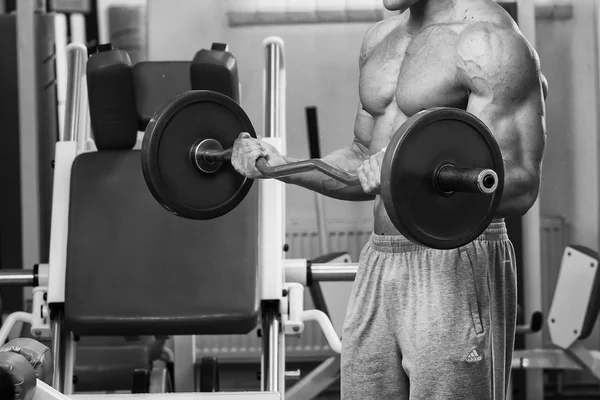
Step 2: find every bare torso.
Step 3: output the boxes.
[358,0,542,235]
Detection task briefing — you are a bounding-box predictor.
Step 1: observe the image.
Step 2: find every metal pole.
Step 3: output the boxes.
[310,263,358,281]
[0,270,36,286]
[62,44,87,142]
[305,106,330,255]
[51,309,65,391]
[261,303,282,393]
[173,336,197,392]
[63,332,76,394]
[277,313,285,395]
[54,13,68,139]
[315,195,329,254]
[260,37,286,397]
[264,41,282,139]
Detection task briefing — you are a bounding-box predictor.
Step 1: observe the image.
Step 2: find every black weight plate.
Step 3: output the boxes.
[141,90,256,219]
[381,108,504,249]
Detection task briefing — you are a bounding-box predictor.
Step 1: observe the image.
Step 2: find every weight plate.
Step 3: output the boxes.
[381,108,505,249]
[141,90,256,219]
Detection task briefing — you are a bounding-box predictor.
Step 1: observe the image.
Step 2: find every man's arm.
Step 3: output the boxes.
[275,23,386,201]
[278,104,376,201]
[456,23,547,218]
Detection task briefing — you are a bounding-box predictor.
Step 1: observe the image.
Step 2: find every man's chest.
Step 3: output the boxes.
[359,24,469,117]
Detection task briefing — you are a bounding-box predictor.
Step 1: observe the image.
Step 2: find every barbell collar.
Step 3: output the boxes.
[192,139,228,173]
[436,165,498,195]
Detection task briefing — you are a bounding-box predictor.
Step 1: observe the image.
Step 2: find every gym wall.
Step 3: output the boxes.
[535,0,600,350]
[536,0,598,251]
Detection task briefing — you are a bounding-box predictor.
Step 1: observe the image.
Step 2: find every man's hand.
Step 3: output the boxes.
[231,132,287,179]
[357,148,385,195]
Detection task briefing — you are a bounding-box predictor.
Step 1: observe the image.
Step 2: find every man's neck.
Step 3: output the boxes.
[408,0,457,28]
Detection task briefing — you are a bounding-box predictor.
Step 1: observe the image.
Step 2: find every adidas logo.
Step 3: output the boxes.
[466,349,482,363]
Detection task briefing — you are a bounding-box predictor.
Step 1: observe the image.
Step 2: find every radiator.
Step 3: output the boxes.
[195,217,567,360]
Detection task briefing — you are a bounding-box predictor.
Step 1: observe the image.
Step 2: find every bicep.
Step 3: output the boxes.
[459,25,547,178]
[467,90,546,178]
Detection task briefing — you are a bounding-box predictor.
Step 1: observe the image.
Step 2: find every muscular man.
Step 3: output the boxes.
[232,0,547,398]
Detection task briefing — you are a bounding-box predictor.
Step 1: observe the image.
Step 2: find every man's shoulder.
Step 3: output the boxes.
[454,17,543,100]
[359,15,404,66]
[455,19,538,75]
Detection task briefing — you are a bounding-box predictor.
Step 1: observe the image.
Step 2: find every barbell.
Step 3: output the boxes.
[141,90,504,249]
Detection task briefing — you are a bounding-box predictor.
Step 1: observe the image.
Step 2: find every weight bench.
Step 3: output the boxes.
[0,40,259,396]
[512,245,600,378]
[63,40,258,393]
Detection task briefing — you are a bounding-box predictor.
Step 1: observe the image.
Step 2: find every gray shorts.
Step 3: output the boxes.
[340,222,517,400]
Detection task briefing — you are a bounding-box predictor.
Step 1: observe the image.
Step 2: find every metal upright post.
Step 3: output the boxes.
[264,41,282,140]
[49,42,87,393]
[260,37,287,396]
[17,0,42,313]
[50,309,65,391]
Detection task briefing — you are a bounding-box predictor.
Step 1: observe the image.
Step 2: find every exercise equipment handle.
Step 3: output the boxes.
[309,263,358,282]
[0,270,36,286]
[200,148,498,194]
[515,311,544,334]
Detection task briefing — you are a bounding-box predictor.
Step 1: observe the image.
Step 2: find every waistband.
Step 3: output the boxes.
[369,221,509,253]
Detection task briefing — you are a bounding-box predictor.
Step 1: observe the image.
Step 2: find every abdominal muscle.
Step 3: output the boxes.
[370,108,406,236]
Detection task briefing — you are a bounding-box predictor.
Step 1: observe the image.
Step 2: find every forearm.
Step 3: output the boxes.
[277,144,375,201]
[496,160,540,218]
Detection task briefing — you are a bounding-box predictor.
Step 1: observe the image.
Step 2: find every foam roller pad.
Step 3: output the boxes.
[191,43,240,103]
[87,47,138,150]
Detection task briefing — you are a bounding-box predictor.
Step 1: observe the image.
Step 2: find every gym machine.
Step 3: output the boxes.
[512,245,600,398]
[0,0,91,327]
[0,40,172,395]
[0,36,358,400]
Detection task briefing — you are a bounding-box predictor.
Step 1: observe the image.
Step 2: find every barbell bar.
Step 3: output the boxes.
[191,139,498,195]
